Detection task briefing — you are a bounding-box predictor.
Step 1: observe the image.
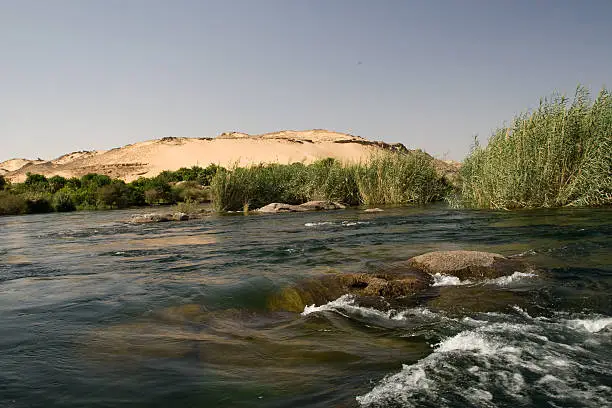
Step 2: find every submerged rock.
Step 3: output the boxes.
[255,201,346,213]
[267,268,434,313]
[408,250,528,280]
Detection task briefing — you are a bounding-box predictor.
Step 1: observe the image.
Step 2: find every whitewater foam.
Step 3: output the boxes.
[566,317,612,333]
[301,294,390,321]
[301,295,447,326]
[357,312,612,407]
[304,221,370,228]
[431,273,471,286]
[488,271,538,286]
[304,221,334,227]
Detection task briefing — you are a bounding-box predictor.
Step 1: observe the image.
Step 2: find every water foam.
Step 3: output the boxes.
[431,271,537,287]
[304,221,334,227]
[566,317,612,333]
[488,271,538,286]
[431,273,471,286]
[304,221,370,227]
[357,313,612,407]
[301,295,445,325]
[301,294,390,321]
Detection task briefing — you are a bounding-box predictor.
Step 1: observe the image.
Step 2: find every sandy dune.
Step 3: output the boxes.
[2,130,450,183]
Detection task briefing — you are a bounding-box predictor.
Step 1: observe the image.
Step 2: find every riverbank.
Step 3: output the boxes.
[1,87,610,217]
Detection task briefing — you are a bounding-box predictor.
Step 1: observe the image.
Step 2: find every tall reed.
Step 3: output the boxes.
[210,152,448,212]
[354,150,448,205]
[461,86,612,209]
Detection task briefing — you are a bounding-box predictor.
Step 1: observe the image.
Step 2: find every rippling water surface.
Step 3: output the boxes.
[1,207,610,407]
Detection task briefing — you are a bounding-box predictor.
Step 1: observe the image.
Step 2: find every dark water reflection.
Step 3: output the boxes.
[0,207,610,407]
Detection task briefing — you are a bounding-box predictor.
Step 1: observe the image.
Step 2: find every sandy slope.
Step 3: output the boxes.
[2,130,444,182]
[0,158,45,175]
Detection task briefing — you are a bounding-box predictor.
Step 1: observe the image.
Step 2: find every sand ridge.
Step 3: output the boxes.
[2,129,433,182]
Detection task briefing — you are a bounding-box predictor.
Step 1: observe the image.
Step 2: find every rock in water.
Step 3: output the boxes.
[267,268,434,313]
[298,201,346,211]
[364,208,384,213]
[255,201,346,213]
[129,212,190,223]
[173,212,189,221]
[408,250,528,280]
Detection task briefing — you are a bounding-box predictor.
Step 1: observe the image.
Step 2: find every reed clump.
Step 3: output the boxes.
[210,152,449,212]
[354,150,448,205]
[461,86,612,209]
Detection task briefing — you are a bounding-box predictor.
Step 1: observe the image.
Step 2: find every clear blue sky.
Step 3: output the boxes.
[1,0,610,162]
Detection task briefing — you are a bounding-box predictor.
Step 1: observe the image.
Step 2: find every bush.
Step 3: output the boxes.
[24,173,49,192]
[0,175,6,190]
[132,176,174,205]
[461,86,612,208]
[52,189,76,212]
[81,173,112,188]
[172,181,211,203]
[48,175,67,193]
[96,182,135,209]
[23,192,53,214]
[0,191,27,215]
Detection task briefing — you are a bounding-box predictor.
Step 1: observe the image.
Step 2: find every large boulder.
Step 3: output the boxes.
[255,201,346,213]
[408,250,527,280]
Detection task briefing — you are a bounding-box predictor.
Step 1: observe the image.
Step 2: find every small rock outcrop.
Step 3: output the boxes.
[129,212,190,223]
[267,268,433,313]
[408,250,527,280]
[364,208,384,213]
[255,201,346,213]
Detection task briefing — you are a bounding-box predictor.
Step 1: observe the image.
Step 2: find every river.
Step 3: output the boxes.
[1,206,610,407]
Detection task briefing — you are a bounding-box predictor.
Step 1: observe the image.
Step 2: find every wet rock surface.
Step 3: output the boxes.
[363,208,384,213]
[267,251,535,312]
[255,201,346,213]
[129,211,208,223]
[129,212,189,223]
[408,250,529,280]
[267,268,434,313]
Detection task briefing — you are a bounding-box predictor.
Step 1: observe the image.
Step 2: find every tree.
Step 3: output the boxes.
[48,175,67,193]
[96,182,134,209]
[0,175,6,190]
[24,173,49,192]
[81,173,111,188]
[52,189,76,212]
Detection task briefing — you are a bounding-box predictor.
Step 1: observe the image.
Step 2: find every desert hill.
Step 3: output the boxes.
[2,129,457,183]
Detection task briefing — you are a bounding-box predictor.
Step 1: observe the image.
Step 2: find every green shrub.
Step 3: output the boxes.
[70,184,99,209]
[461,86,612,208]
[0,191,27,215]
[131,176,174,205]
[52,189,76,212]
[81,173,112,187]
[23,192,53,214]
[96,181,135,209]
[172,182,212,203]
[24,173,49,192]
[176,200,204,214]
[0,175,6,190]
[48,175,67,193]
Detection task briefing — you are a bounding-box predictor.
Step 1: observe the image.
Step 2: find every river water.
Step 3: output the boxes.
[1,206,610,407]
